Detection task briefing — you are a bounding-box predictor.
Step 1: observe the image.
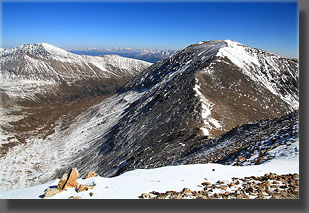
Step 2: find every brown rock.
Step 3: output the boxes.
[63,168,80,189]
[247,187,254,193]
[220,185,229,191]
[213,193,220,198]
[84,171,99,179]
[236,194,243,199]
[229,182,236,187]
[259,150,266,157]
[77,185,94,193]
[196,195,208,199]
[238,156,246,162]
[202,182,212,186]
[166,191,177,196]
[56,173,68,190]
[68,196,81,199]
[265,187,272,195]
[139,193,151,199]
[243,194,250,199]
[156,194,167,199]
[192,191,200,196]
[268,173,276,179]
[258,183,266,191]
[273,180,280,184]
[44,188,61,198]
[256,193,264,199]
[151,191,159,195]
[182,188,191,195]
[271,194,281,199]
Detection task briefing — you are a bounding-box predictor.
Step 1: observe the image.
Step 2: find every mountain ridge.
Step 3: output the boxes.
[0,40,299,192]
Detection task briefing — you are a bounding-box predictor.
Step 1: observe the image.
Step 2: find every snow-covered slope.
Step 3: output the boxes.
[0,153,298,199]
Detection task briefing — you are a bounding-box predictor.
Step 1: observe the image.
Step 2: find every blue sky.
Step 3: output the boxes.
[1,1,299,58]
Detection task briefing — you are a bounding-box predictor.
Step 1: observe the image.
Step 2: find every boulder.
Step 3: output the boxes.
[182,188,191,195]
[84,171,99,179]
[77,184,94,193]
[63,168,80,189]
[44,188,61,198]
[201,182,211,186]
[68,196,81,199]
[56,173,68,190]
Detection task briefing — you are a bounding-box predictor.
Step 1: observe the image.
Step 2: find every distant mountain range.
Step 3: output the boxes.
[66,47,177,63]
[0,40,299,193]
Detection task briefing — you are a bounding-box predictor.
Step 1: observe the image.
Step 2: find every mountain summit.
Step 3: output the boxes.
[1,43,70,57]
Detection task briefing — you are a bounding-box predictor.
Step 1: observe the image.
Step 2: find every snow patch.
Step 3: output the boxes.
[193,78,221,137]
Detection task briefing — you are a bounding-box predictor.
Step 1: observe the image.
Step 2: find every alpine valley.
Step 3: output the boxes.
[0,40,299,198]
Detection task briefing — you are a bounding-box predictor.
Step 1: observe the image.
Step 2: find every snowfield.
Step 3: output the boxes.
[0,142,298,199]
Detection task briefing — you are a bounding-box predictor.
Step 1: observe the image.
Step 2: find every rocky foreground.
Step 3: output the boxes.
[41,168,298,199]
[139,173,299,199]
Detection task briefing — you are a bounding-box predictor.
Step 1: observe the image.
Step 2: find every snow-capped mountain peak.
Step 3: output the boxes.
[1,42,72,58]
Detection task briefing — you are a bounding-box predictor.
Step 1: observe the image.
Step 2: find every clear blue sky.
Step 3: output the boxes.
[1,1,299,58]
